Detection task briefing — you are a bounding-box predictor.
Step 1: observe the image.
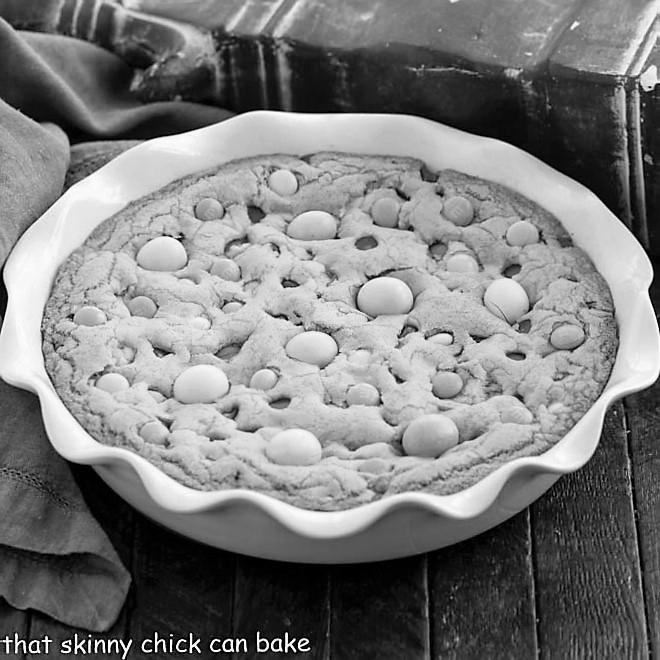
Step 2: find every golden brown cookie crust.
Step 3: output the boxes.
[41,153,618,510]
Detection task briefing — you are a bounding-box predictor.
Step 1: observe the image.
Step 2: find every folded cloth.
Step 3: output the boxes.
[0,17,232,631]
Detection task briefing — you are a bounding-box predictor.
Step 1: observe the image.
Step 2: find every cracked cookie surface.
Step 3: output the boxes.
[41,153,618,510]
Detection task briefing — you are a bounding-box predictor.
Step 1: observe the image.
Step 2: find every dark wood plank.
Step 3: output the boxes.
[429,510,536,659]
[330,556,429,660]
[549,0,658,76]
[271,0,581,67]
[532,403,648,658]
[0,599,28,659]
[640,43,660,254]
[107,0,658,251]
[233,558,329,659]
[625,384,660,658]
[121,0,287,30]
[623,269,660,657]
[538,74,634,229]
[26,613,131,660]
[127,514,235,659]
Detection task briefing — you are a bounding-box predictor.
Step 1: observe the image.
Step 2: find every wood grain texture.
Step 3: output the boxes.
[119,0,290,30]
[537,74,633,229]
[0,599,28,659]
[233,558,329,659]
[83,0,660,251]
[641,43,660,254]
[624,270,660,657]
[532,404,648,659]
[26,613,128,660]
[330,556,429,660]
[270,0,581,68]
[127,516,235,659]
[549,0,659,76]
[428,510,536,659]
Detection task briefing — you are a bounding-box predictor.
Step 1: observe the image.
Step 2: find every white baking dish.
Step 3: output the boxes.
[1,111,657,562]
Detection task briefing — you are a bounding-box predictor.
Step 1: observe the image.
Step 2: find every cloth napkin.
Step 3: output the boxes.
[0,17,232,632]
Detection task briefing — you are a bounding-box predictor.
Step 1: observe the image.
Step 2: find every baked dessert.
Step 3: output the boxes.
[41,153,618,510]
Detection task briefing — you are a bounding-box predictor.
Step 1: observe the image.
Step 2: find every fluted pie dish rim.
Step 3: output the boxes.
[0,111,657,561]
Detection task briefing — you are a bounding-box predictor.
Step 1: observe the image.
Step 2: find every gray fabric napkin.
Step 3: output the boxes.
[0,16,231,632]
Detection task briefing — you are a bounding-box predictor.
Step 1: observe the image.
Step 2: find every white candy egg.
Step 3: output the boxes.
[266,429,323,466]
[506,220,539,247]
[173,364,229,404]
[268,169,299,196]
[211,258,241,281]
[402,414,459,458]
[285,331,338,367]
[195,198,224,221]
[96,373,130,393]
[443,196,474,226]
[371,197,400,227]
[287,210,337,240]
[550,324,585,350]
[483,279,530,324]
[346,383,381,406]
[356,277,414,316]
[446,253,479,273]
[137,236,188,271]
[250,368,279,390]
[73,306,106,326]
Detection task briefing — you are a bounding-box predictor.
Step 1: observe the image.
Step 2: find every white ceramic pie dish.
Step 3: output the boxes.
[1,111,658,562]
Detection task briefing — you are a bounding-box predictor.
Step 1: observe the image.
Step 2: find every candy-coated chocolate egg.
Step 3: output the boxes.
[173,364,229,404]
[346,383,380,406]
[402,414,459,458]
[137,236,188,271]
[483,279,530,324]
[285,331,338,367]
[429,332,454,345]
[268,169,298,196]
[127,296,157,318]
[139,421,169,445]
[250,368,279,390]
[96,373,130,393]
[550,324,585,350]
[195,198,224,221]
[371,197,400,228]
[73,306,106,326]
[431,372,463,399]
[356,277,414,316]
[266,429,323,466]
[211,258,241,281]
[506,220,539,247]
[443,196,474,226]
[287,210,337,240]
[446,253,479,274]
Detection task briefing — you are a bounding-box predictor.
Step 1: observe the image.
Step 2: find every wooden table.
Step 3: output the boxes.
[0,269,658,659]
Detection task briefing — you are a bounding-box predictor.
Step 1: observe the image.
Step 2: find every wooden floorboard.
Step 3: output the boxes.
[233,558,329,659]
[624,272,660,657]
[532,403,648,659]
[0,599,28,659]
[625,385,659,659]
[126,516,235,659]
[428,509,536,660]
[329,555,429,660]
